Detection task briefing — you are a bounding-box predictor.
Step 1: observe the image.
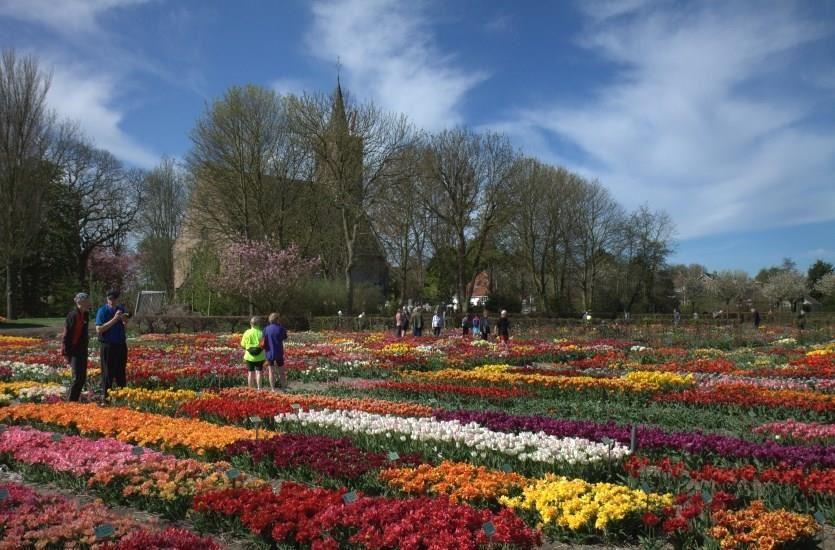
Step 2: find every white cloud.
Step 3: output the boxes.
[307,0,486,130]
[493,2,835,239]
[49,66,157,168]
[0,0,148,35]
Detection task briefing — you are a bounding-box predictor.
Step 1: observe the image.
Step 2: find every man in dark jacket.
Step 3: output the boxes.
[62,292,92,401]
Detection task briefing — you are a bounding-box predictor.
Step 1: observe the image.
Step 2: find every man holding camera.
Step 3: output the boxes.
[95,289,129,398]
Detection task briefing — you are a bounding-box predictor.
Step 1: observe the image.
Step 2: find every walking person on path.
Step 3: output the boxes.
[95,289,129,399]
[241,316,266,390]
[432,309,442,337]
[751,308,761,328]
[263,312,288,391]
[410,306,424,337]
[395,309,404,338]
[497,310,510,347]
[481,311,491,341]
[461,313,471,337]
[62,292,91,402]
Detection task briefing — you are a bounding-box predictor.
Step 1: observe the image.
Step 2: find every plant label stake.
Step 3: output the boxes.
[0,488,8,501]
[50,433,62,442]
[501,464,512,473]
[814,511,826,525]
[131,446,143,457]
[226,468,240,481]
[630,425,637,453]
[482,521,496,537]
[387,451,399,461]
[342,491,357,504]
[94,524,115,540]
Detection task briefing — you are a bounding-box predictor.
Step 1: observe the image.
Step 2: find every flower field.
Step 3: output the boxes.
[0,330,832,548]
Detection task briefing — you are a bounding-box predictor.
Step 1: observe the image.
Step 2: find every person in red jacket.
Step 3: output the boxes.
[62,292,92,401]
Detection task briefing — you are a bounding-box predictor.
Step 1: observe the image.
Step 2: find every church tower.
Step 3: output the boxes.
[314,81,388,297]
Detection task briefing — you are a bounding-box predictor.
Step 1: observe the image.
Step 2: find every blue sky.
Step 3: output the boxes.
[2,0,834,274]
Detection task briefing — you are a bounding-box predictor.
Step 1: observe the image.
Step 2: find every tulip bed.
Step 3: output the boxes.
[0,331,832,548]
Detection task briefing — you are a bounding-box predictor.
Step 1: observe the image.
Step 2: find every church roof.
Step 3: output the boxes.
[329,79,349,132]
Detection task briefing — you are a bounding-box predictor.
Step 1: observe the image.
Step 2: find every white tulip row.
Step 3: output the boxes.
[0,361,63,381]
[274,409,630,465]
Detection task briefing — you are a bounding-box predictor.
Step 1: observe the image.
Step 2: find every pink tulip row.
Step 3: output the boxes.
[754,419,835,442]
[0,426,162,475]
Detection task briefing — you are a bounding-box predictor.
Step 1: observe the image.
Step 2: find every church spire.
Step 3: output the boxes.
[330,78,349,133]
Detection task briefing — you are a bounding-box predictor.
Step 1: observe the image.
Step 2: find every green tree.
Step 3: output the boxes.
[807,260,834,300]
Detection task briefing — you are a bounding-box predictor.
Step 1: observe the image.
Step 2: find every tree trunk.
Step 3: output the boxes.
[5,260,13,320]
[345,265,354,314]
[457,234,468,314]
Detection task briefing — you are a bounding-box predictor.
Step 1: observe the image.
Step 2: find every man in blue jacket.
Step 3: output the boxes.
[264,312,288,391]
[95,289,129,398]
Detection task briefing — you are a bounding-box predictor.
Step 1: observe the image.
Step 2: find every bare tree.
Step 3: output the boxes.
[288,88,416,312]
[136,157,187,296]
[370,146,425,302]
[506,158,573,310]
[60,136,141,287]
[614,205,675,313]
[418,128,518,313]
[568,179,624,311]
[186,85,311,245]
[0,49,64,318]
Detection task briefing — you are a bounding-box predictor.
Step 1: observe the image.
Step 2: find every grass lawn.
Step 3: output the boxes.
[0,317,64,328]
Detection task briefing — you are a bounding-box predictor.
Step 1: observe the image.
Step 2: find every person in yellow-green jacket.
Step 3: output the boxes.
[240,316,266,390]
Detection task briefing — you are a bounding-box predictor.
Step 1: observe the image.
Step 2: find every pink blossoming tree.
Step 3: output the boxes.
[211,241,319,312]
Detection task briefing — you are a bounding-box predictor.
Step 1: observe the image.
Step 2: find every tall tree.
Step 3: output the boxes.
[568,180,624,311]
[288,87,415,312]
[672,264,708,313]
[136,157,187,296]
[0,49,63,318]
[186,85,311,244]
[60,137,141,287]
[506,158,568,310]
[419,128,517,313]
[807,260,834,300]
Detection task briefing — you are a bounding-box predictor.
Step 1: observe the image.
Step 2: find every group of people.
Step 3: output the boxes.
[393,306,510,344]
[240,314,288,391]
[462,310,511,344]
[394,307,437,338]
[61,289,129,402]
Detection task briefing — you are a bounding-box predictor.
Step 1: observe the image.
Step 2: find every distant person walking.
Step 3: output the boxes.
[472,314,481,338]
[481,311,491,341]
[62,292,91,402]
[751,308,761,328]
[401,308,410,337]
[410,307,424,337]
[432,310,442,337]
[673,308,681,327]
[461,313,471,336]
[263,312,288,391]
[497,310,510,346]
[798,307,807,330]
[241,316,266,390]
[95,289,129,399]
[395,309,404,338]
